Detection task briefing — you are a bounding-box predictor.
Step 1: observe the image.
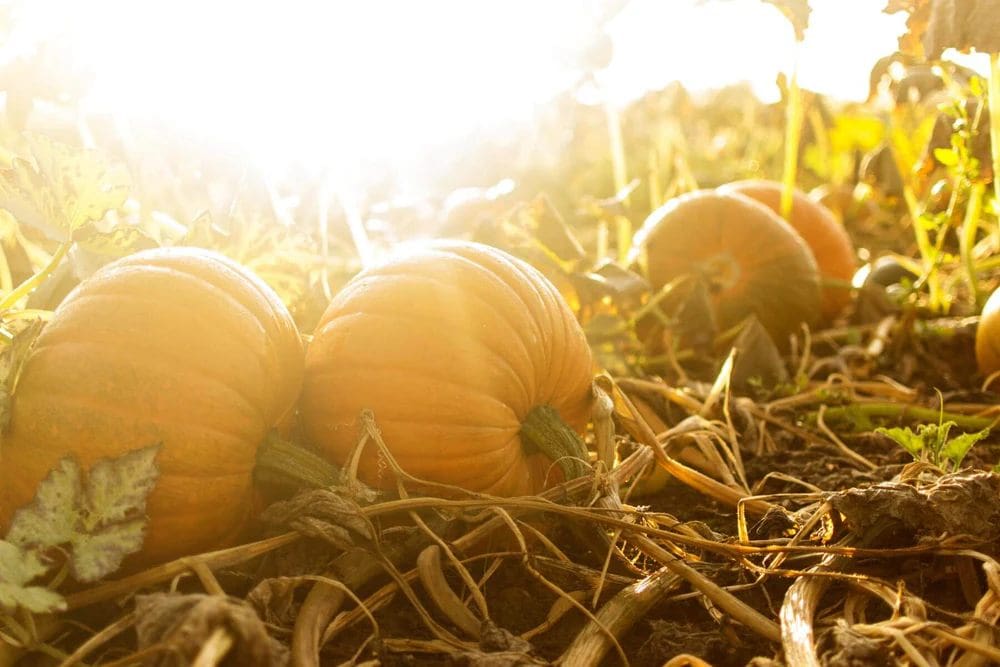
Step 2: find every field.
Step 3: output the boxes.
[2,2,1000,666]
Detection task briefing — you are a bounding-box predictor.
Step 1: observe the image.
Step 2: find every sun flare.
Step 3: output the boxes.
[6,0,918,176]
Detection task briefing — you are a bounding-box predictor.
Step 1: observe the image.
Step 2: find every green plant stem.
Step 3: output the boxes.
[0,242,70,312]
[989,52,1000,242]
[254,432,341,491]
[519,405,589,480]
[961,182,986,308]
[811,403,995,432]
[889,116,945,311]
[781,60,804,220]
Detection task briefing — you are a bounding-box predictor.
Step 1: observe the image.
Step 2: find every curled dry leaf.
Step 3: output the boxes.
[134,593,287,667]
[259,488,374,550]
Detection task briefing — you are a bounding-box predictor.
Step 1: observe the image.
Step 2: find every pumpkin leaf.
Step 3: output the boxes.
[0,540,66,613]
[6,444,162,582]
[0,134,130,241]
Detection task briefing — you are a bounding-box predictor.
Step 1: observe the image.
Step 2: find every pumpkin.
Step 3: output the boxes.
[719,180,857,319]
[0,247,303,566]
[631,190,821,343]
[300,240,594,496]
[976,286,1000,377]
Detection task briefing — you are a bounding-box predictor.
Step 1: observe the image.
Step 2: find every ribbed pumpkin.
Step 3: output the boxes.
[631,190,821,343]
[300,240,594,496]
[0,247,303,566]
[718,180,856,319]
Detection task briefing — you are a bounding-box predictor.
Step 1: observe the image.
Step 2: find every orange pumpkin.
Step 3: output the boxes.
[0,247,303,566]
[631,190,821,343]
[976,287,1000,377]
[719,180,856,319]
[300,240,594,496]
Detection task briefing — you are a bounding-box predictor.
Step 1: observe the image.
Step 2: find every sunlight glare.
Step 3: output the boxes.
[6,0,914,175]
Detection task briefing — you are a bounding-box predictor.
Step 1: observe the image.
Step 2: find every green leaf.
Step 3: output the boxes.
[0,540,66,613]
[941,427,990,469]
[7,444,162,582]
[6,458,82,548]
[875,426,925,459]
[83,445,161,527]
[0,134,130,241]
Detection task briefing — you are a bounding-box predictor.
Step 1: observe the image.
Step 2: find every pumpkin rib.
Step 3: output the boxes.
[65,272,271,347]
[24,337,269,426]
[316,308,533,410]
[10,389,257,470]
[432,243,586,414]
[474,249,567,400]
[77,260,301,404]
[482,248,591,414]
[42,287,273,379]
[116,249,294,337]
[362,261,545,383]
[438,246,556,370]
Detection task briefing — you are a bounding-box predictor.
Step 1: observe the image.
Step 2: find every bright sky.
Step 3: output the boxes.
[2,0,927,172]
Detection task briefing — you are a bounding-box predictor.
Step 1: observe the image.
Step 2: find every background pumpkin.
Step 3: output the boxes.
[631,189,822,343]
[0,247,303,566]
[300,240,594,496]
[718,179,857,319]
[976,286,1000,378]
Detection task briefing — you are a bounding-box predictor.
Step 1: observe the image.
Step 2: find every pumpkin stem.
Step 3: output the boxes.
[254,432,341,491]
[519,405,589,480]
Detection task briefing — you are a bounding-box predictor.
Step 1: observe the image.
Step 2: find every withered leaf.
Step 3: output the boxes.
[829,470,1000,544]
[135,593,287,667]
[0,133,129,241]
[260,488,374,550]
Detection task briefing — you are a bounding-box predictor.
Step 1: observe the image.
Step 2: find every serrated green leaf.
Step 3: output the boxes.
[0,540,47,583]
[0,134,130,241]
[0,540,66,613]
[7,444,162,583]
[6,457,83,548]
[83,445,160,527]
[70,521,147,582]
[0,581,65,613]
[941,428,990,469]
[875,426,925,458]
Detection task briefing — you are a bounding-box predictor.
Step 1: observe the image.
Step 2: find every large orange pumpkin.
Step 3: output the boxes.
[631,190,821,343]
[718,180,856,319]
[0,247,303,566]
[300,240,594,496]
